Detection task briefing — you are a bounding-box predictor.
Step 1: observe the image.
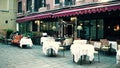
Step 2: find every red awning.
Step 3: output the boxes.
[16,13,52,23]
[16,3,120,23]
[52,3,120,18]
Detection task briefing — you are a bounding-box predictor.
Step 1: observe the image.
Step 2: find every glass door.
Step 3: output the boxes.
[67,24,73,37]
[83,20,90,40]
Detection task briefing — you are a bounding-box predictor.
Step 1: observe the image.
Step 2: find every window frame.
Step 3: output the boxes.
[18,1,22,13]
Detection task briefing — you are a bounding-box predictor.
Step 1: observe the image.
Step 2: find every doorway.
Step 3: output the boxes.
[67,24,73,37]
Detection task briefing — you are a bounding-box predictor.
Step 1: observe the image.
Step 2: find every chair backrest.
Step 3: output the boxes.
[73,39,87,44]
[100,39,109,47]
[118,45,120,50]
[117,40,120,45]
[63,38,73,46]
[94,42,101,49]
[117,40,120,50]
[89,41,95,45]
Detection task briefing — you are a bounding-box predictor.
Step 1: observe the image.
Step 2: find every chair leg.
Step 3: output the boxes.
[63,47,66,57]
[80,56,83,65]
[97,50,101,62]
[63,49,65,57]
[98,52,100,62]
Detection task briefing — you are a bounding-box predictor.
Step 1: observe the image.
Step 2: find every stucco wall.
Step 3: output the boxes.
[0,0,17,31]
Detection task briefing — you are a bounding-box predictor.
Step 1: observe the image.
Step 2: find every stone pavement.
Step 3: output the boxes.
[0,43,119,68]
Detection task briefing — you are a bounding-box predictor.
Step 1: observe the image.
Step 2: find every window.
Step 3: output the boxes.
[26,0,32,12]
[32,21,37,31]
[55,0,60,4]
[65,0,73,6]
[41,0,46,7]
[18,2,22,13]
[34,0,40,11]
[34,0,46,11]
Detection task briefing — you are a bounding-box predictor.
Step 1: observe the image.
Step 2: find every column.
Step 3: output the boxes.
[31,0,34,12]
[16,23,19,31]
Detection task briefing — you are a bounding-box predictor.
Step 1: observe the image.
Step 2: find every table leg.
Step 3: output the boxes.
[51,48,53,56]
[80,56,83,65]
[73,55,75,62]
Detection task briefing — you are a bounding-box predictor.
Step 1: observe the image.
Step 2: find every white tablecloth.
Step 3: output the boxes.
[116,50,120,64]
[73,40,87,44]
[70,44,95,63]
[42,41,61,55]
[41,36,55,45]
[20,38,33,48]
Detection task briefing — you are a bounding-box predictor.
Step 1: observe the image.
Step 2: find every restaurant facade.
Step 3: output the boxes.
[16,0,120,40]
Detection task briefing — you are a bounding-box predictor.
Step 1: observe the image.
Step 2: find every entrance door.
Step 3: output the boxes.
[66,24,73,37]
[84,26,90,39]
[83,20,90,39]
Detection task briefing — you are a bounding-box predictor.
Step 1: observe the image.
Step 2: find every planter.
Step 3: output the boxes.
[31,36,41,45]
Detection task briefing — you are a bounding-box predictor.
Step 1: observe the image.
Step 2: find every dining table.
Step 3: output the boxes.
[42,41,61,56]
[19,37,33,48]
[70,43,95,64]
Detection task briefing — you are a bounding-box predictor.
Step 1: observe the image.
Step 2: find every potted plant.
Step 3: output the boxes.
[31,32,42,45]
[6,29,13,39]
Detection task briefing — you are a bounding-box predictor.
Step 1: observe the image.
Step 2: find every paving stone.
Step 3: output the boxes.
[0,43,117,68]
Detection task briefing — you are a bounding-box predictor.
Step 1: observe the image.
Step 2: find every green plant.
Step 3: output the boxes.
[23,32,33,38]
[32,32,42,37]
[6,29,13,38]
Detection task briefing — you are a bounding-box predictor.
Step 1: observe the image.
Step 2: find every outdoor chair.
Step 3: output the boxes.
[58,37,73,56]
[62,37,73,50]
[73,39,87,44]
[93,42,101,62]
[100,39,111,55]
[4,32,14,45]
[59,46,65,57]
[117,40,120,50]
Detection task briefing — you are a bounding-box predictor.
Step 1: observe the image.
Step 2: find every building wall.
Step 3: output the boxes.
[21,0,26,12]
[19,0,103,13]
[0,0,17,32]
[17,0,117,15]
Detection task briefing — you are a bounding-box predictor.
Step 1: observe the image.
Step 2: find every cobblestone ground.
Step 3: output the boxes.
[0,43,118,68]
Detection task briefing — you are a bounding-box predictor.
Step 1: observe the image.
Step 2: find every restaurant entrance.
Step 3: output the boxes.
[66,24,73,37]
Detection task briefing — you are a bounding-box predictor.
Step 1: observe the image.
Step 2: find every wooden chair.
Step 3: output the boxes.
[100,39,111,55]
[73,39,87,44]
[59,46,65,57]
[59,37,73,56]
[117,40,120,50]
[93,42,101,62]
[62,37,73,50]
[4,33,14,45]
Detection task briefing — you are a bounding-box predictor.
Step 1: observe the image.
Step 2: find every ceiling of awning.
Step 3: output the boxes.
[16,3,120,23]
